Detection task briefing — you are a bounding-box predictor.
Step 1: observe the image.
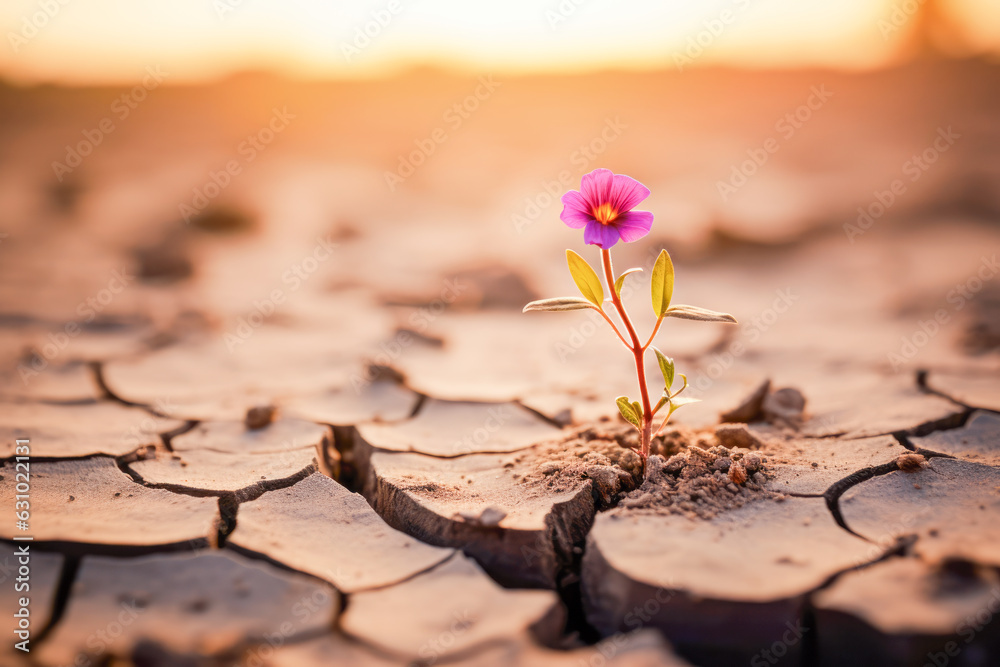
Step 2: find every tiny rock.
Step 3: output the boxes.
[454,506,508,528]
[896,453,927,473]
[742,451,764,472]
[728,461,748,485]
[763,386,806,424]
[715,423,766,450]
[720,378,771,423]
[245,405,277,430]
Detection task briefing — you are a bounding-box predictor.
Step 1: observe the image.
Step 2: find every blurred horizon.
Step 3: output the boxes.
[0,0,999,86]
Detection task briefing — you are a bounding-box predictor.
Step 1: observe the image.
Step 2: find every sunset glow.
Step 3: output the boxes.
[0,0,998,85]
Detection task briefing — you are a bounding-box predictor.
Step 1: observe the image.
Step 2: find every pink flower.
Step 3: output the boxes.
[560,169,653,249]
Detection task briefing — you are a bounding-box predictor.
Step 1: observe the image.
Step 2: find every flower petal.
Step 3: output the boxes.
[614,210,653,243]
[580,168,614,210]
[583,219,620,249]
[560,190,592,229]
[609,174,650,213]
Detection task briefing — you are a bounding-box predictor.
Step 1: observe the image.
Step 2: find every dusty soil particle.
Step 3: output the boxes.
[244,404,277,429]
[515,423,648,508]
[453,506,507,527]
[715,422,767,449]
[720,378,771,423]
[896,452,927,472]
[523,422,782,518]
[619,444,778,519]
[763,386,807,425]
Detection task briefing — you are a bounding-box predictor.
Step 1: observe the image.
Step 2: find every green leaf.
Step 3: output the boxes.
[652,346,674,390]
[614,267,643,297]
[566,250,604,308]
[616,396,641,428]
[668,396,701,416]
[664,305,737,323]
[632,401,642,419]
[650,249,675,317]
[523,297,595,313]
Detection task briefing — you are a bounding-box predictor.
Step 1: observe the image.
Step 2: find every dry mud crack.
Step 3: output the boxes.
[4,197,1000,665]
[3,359,1000,666]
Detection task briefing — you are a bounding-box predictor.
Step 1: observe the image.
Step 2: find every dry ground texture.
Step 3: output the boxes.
[1,59,1000,666]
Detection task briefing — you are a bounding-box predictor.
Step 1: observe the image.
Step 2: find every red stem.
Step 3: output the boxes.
[601,248,653,458]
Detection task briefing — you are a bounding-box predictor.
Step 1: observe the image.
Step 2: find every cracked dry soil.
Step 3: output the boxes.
[3,61,1000,667]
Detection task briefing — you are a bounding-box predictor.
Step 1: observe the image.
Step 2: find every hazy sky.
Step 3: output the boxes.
[0,0,997,84]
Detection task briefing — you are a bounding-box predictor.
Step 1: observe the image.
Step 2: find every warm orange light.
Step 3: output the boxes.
[0,0,996,85]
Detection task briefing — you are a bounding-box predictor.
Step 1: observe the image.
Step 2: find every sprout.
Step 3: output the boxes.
[524,169,737,464]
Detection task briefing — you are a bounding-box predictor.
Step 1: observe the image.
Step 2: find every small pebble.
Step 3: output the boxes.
[728,461,748,485]
[245,405,277,430]
[896,453,926,473]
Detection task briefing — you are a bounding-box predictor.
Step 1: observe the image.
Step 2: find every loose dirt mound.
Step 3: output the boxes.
[517,420,777,514]
[619,446,779,519]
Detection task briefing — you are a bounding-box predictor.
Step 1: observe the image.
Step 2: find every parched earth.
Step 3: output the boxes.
[2,61,1000,666]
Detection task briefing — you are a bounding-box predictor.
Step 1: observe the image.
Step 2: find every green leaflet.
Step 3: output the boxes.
[614,267,643,298]
[616,396,641,428]
[668,396,701,416]
[652,346,674,390]
[650,249,675,317]
[566,250,604,308]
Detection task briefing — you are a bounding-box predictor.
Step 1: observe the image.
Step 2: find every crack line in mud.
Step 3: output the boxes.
[820,461,905,539]
[798,534,917,664]
[88,360,144,408]
[408,392,428,418]
[326,425,358,490]
[831,405,974,443]
[32,553,81,647]
[216,495,239,547]
[375,444,543,461]
[891,430,956,459]
[814,439,954,540]
[547,498,601,644]
[119,459,318,503]
[915,368,998,414]
[514,401,568,429]
[159,419,198,453]
[114,455,319,550]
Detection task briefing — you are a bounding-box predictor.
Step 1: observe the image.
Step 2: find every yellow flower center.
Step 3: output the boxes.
[593,203,618,225]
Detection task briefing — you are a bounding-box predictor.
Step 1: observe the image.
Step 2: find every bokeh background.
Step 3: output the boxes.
[2,4,1000,666]
[1,0,999,419]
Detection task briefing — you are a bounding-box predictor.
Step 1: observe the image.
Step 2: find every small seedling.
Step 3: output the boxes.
[524,169,737,461]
